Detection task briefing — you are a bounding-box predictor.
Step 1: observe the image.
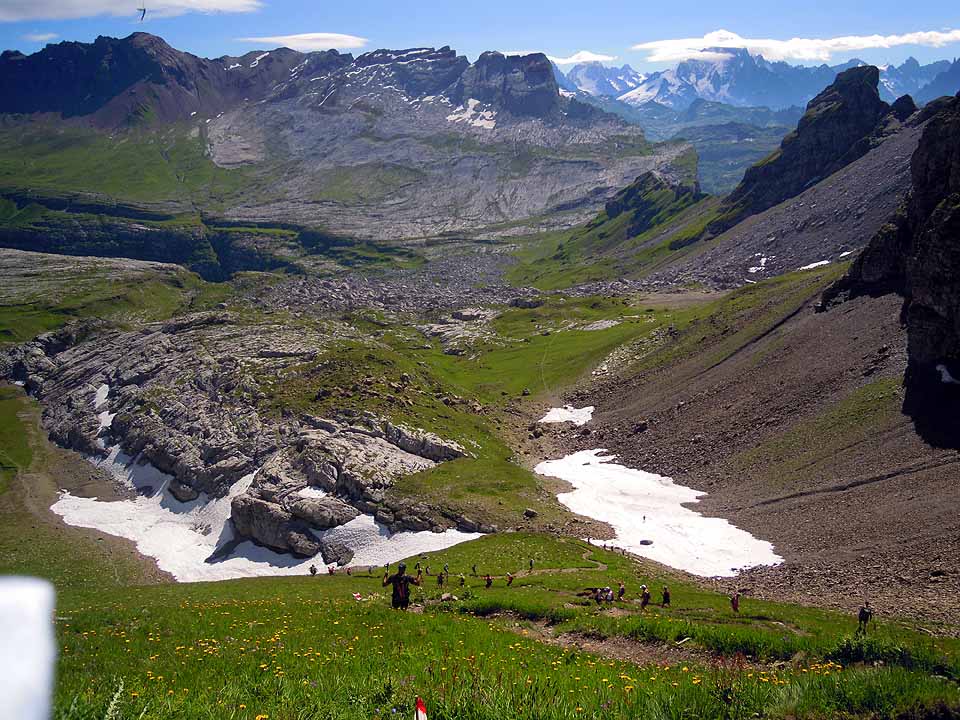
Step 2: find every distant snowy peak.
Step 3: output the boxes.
[564,62,646,97]
[615,48,952,110]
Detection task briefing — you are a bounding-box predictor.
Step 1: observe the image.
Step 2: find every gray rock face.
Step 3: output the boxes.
[2,310,472,561]
[451,52,559,117]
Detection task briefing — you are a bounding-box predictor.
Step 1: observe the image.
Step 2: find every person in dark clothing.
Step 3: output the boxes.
[731,591,740,614]
[458,573,465,587]
[437,572,445,588]
[857,601,873,635]
[640,585,651,611]
[617,581,626,601]
[472,564,478,576]
[309,564,317,576]
[661,586,671,607]
[529,558,534,573]
[506,572,514,586]
[383,562,421,610]
[485,574,493,589]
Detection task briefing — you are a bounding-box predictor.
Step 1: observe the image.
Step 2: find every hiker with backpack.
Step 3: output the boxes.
[383,563,421,610]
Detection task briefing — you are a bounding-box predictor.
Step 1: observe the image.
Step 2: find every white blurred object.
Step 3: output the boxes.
[0,577,56,720]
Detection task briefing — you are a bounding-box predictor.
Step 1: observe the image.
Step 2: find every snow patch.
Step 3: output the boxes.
[249,52,269,68]
[0,578,55,720]
[839,251,854,258]
[936,364,960,385]
[297,487,328,499]
[225,63,241,71]
[799,260,830,271]
[581,319,621,331]
[539,405,594,427]
[446,98,497,130]
[53,388,480,581]
[535,450,782,577]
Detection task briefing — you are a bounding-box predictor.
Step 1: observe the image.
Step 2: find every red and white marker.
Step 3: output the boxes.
[415,696,428,720]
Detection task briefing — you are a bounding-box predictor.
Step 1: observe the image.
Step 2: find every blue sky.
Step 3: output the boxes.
[2,0,959,72]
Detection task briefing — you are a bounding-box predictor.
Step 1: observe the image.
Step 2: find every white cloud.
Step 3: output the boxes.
[0,0,261,22]
[22,32,58,42]
[632,28,960,63]
[500,49,617,65]
[236,32,368,51]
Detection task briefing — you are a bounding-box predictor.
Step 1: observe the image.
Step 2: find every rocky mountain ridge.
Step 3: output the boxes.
[0,33,689,257]
[822,92,960,447]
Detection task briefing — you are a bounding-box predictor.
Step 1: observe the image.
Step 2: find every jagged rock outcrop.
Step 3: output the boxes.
[602,172,703,239]
[0,32,304,127]
[450,51,559,117]
[709,66,894,234]
[2,310,474,561]
[822,92,960,445]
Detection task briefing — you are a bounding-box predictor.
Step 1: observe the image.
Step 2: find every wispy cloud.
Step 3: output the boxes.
[236,32,368,52]
[632,28,960,63]
[0,0,262,22]
[501,49,616,65]
[22,32,59,42]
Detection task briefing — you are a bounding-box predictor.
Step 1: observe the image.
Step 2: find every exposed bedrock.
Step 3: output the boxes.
[1,312,476,560]
[822,92,960,447]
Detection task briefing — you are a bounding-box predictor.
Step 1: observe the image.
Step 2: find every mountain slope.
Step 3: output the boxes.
[822,91,960,446]
[707,66,893,234]
[618,48,862,110]
[0,34,691,274]
[916,59,960,104]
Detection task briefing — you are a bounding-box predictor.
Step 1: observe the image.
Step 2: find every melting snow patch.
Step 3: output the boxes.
[297,487,328,499]
[535,450,782,577]
[799,260,830,271]
[839,251,854,258]
[936,364,960,385]
[539,405,594,427]
[249,52,269,68]
[54,388,480,580]
[446,98,497,129]
[582,319,621,331]
[748,254,771,273]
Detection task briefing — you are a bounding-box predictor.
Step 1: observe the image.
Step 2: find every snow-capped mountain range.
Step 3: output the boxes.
[555,49,959,110]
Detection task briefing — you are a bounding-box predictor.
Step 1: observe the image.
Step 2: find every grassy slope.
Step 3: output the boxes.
[0,263,957,718]
[0,125,248,208]
[506,197,722,291]
[36,531,960,720]
[0,265,231,346]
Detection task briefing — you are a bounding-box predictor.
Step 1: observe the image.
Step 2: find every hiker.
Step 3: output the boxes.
[857,601,873,635]
[617,580,626,601]
[594,587,604,606]
[485,574,493,589]
[661,586,671,607]
[425,565,431,576]
[458,573,465,587]
[472,564,478,576]
[529,558,534,573]
[731,591,740,614]
[640,585,651,611]
[437,572,445,588]
[443,563,449,575]
[506,572,514,587]
[415,561,421,573]
[383,562,421,610]
[346,567,352,576]
[327,565,336,575]
[309,564,317,577]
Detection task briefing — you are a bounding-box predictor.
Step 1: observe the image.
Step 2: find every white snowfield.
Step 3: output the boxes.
[535,450,783,577]
[50,385,481,582]
[799,260,831,271]
[539,405,594,426]
[0,577,56,720]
